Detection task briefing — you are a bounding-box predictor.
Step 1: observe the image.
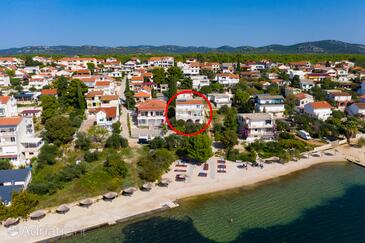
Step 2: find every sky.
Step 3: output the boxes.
[0,0,364,49]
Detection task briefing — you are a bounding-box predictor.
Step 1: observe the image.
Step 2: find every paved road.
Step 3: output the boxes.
[117,78,141,147]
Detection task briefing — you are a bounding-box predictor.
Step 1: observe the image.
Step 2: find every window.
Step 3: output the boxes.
[265,120,271,125]
[11,137,15,142]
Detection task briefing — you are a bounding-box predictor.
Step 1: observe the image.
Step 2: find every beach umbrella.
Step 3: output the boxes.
[103,191,118,200]
[3,218,19,227]
[141,183,153,191]
[158,178,171,187]
[30,210,46,220]
[122,187,137,195]
[56,204,70,214]
[79,198,93,207]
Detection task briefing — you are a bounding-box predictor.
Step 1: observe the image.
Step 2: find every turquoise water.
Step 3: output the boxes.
[62,162,365,243]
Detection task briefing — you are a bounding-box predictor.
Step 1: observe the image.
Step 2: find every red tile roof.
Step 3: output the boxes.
[131,76,144,82]
[100,95,119,101]
[41,89,57,95]
[176,99,204,105]
[294,93,308,100]
[0,96,11,104]
[94,107,117,118]
[134,91,151,98]
[95,81,110,86]
[86,91,103,98]
[0,117,22,126]
[310,101,332,109]
[137,99,166,111]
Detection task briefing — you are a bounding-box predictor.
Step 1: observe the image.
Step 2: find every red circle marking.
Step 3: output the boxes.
[164,90,213,137]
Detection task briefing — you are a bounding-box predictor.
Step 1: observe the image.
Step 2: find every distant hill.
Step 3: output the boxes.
[0,40,364,56]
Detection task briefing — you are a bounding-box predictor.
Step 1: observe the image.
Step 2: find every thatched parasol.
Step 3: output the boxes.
[141,182,153,191]
[103,191,118,200]
[122,187,137,195]
[3,218,19,227]
[30,210,46,220]
[79,198,93,207]
[56,204,70,214]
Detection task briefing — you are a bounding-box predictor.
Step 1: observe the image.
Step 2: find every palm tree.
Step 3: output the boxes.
[344,121,358,144]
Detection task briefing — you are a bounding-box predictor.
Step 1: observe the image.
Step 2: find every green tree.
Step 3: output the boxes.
[220,130,238,148]
[54,75,69,105]
[179,77,193,89]
[151,68,166,84]
[223,108,238,131]
[343,121,358,144]
[66,79,88,109]
[200,68,215,79]
[186,134,213,162]
[88,125,109,144]
[149,137,166,149]
[5,69,15,77]
[36,144,59,168]
[40,95,59,123]
[87,62,96,74]
[104,153,128,177]
[233,89,250,106]
[75,132,91,150]
[167,66,183,79]
[45,115,75,145]
[0,159,12,170]
[7,191,38,218]
[105,133,129,148]
[138,149,176,181]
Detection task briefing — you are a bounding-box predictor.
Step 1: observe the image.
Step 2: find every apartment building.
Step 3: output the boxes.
[147,57,174,68]
[136,99,166,127]
[0,117,43,167]
[176,99,205,124]
[303,101,332,121]
[254,94,285,115]
[0,96,17,117]
[238,113,275,143]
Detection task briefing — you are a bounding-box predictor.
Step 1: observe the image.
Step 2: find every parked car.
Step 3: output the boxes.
[297,130,312,140]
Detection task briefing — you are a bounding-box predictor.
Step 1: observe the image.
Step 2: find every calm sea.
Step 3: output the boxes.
[61,162,365,243]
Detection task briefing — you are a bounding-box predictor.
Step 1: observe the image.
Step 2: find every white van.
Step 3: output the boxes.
[297,130,312,140]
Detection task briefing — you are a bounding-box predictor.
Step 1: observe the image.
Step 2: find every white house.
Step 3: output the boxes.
[294,93,314,111]
[300,79,316,91]
[0,96,17,117]
[0,117,43,167]
[0,73,10,87]
[255,94,285,115]
[177,62,200,76]
[136,99,166,127]
[147,57,174,69]
[336,69,349,82]
[191,75,210,90]
[57,57,97,68]
[215,73,239,86]
[208,93,232,108]
[94,107,118,130]
[327,91,352,109]
[0,57,23,67]
[303,101,332,121]
[237,113,275,143]
[176,99,205,124]
[347,103,365,117]
[288,70,306,80]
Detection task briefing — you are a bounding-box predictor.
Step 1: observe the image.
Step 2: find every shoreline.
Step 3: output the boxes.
[45,160,343,242]
[1,145,364,243]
